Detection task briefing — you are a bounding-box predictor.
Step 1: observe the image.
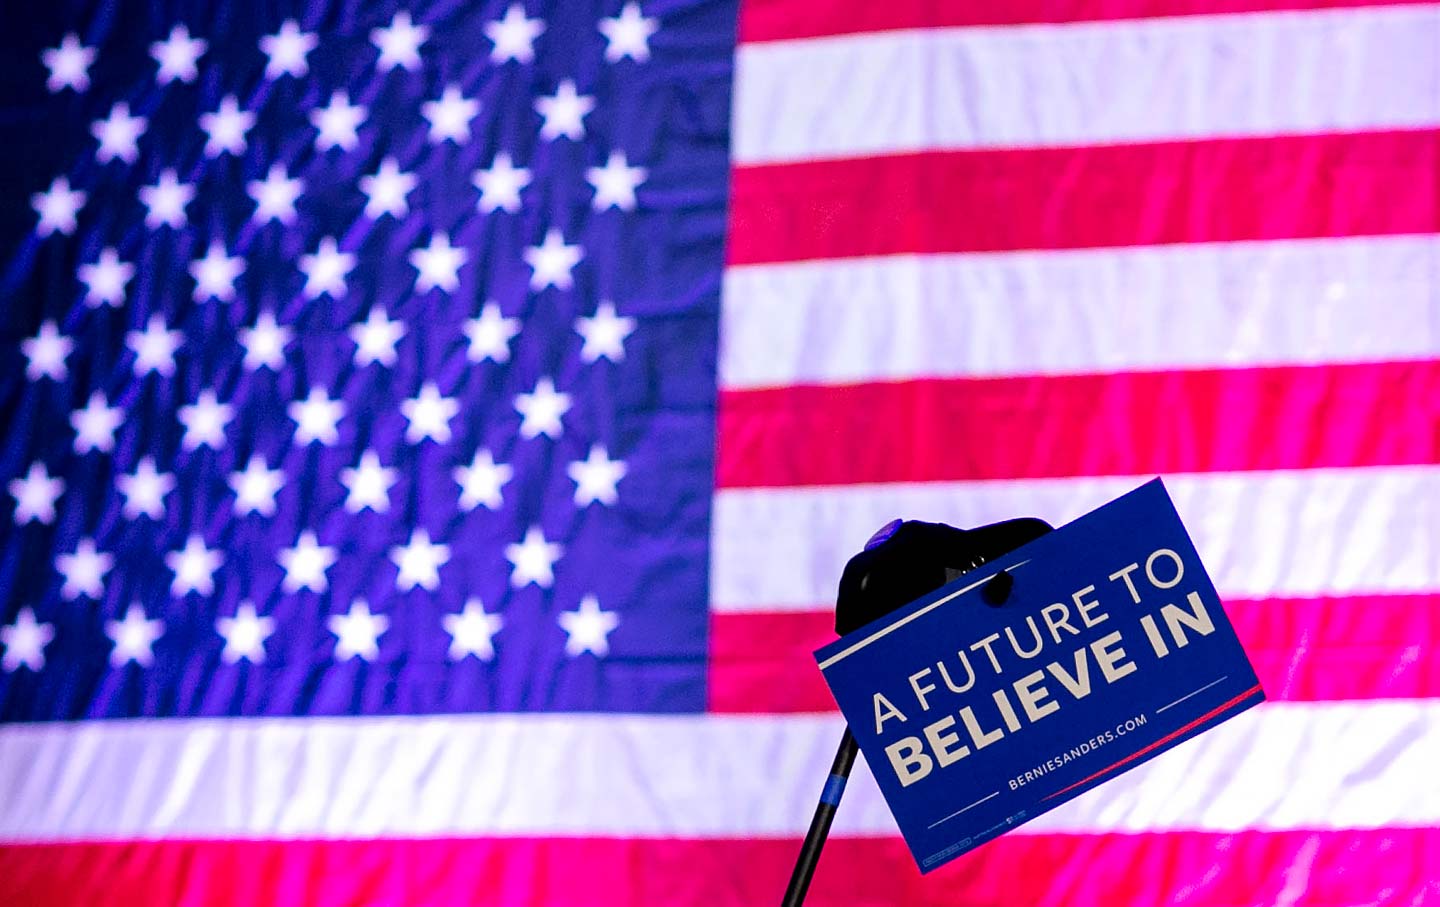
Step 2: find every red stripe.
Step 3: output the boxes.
[708,594,1440,713]
[1044,683,1264,799]
[726,130,1440,264]
[2,830,1435,906]
[716,361,1440,487]
[739,0,1434,43]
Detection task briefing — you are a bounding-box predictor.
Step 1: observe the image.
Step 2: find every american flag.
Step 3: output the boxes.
[0,0,1436,903]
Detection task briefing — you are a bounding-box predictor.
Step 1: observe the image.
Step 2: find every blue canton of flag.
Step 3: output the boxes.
[0,0,736,719]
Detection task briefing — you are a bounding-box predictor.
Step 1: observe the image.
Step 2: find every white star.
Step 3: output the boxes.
[523,228,584,291]
[310,91,366,152]
[422,85,479,143]
[587,151,647,211]
[599,2,659,62]
[339,450,397,514]
[139,168,194,229]
[454,449,513,511]
[165,534,223,597]
[372,10,428,71]
[260,19,317,79]
[199,95,254,157]
[178,389,233,451]
[443,598,502,661]
[567,444,627,507]
[514,377,571,440]
[239,311,291,370]
[349,307,405,367]
[505,526,563,589]
[92,102,147,164]
[106,603,163,667]
[409,232,467,293]
[485,4,545,63]
[32,177,85,237]
[116,456,174,519]
[1,608,55,672]
[559,595,620,657]
[9,462,63,525]
[289,388,344,445]
[390,528,450,592]
[229,455,285,517]
[328,599,388,661]
[464,301,521,363]
[534,80,595,141]
[78,248,134,307]
[151,24,207,85]
[248,164,303,225]
[56,538,112,600]
[42,33,96,93]
[278,530,338,593]
[402,382,459,443]
[189,240,244,302]
[472,153,532,213]
[299,237,355,299]
[359,156,416,219]
[22,320,72,381]
[71,392,122,454]
[217,601,275,664]
[126,314,181,377]
[575,300,637,362]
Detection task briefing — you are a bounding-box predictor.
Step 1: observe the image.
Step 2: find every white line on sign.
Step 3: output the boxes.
[927,791,1001,829]
[1156,675,1230,714]
[817,559,1032,670]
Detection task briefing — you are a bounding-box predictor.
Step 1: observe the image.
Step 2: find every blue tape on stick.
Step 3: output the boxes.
[820,774,847,806]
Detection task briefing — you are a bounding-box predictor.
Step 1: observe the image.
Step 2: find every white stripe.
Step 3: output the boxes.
[720,235,1440,389]
[710,467,1440,612]
[734,5,1440,164]
[0,702,1434,839]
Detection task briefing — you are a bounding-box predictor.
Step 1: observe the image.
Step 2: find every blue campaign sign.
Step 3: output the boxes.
[816,478,1265,873]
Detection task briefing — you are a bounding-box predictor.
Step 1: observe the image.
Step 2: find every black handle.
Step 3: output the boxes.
[780,727,859,907]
